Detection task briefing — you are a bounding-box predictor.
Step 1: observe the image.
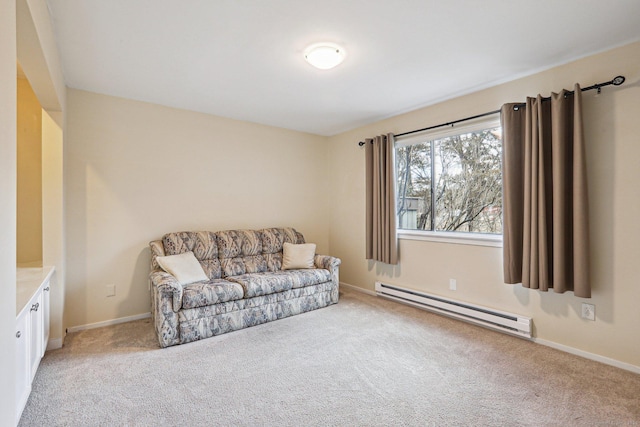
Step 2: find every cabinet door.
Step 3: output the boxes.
[29,292,43,381]
[42,281,51,355]
[16,308,31,424]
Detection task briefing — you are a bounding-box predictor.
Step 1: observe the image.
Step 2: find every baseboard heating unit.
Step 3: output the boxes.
[375,281,532,339]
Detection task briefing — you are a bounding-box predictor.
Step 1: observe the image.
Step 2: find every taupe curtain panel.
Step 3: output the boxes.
[501,84,590,298]
[365,133,398,265]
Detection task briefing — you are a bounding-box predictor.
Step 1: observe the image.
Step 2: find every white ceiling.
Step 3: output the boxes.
[46,0,640,136]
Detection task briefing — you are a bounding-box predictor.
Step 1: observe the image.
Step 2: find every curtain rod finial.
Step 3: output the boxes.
[612,76,625,86]
[358,141,366,146]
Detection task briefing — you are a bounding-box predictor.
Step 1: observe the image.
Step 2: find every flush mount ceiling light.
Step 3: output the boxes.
[303,43,346,70]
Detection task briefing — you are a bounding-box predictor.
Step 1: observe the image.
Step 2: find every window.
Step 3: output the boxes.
[395,117,502,241]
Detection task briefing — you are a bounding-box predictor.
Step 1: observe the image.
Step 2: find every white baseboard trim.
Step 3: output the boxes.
[66,312,151,333]
[532,337,640,375]
[340,281,377,296]
[344,280,640,375]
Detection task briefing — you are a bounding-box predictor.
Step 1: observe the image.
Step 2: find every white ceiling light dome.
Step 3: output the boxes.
[304,43,346,70]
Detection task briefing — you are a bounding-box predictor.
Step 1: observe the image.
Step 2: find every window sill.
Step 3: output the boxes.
[397,229,503,247]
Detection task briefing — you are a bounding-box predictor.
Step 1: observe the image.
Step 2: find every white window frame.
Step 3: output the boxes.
[395,115,503,247]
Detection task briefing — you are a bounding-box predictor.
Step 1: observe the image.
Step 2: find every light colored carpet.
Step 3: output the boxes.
[19,288,640,426]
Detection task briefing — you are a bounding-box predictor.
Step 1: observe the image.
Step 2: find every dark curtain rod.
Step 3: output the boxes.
[358,75,625,146]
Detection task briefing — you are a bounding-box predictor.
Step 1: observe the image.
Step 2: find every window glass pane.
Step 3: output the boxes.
[433,128,502,233]
[396,142,432,230]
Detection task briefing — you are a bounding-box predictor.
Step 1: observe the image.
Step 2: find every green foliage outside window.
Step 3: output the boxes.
[396,127,502,234]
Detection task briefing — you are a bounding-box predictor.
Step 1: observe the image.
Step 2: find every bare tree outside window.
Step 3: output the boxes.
[396,126,502,234]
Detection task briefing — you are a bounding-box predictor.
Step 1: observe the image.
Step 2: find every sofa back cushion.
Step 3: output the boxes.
[217,229,267,277]
[162,231,222,280]
[160,228,306,279]
[260,227,305,272]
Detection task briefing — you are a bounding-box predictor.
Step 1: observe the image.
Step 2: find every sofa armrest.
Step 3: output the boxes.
[314,255,341,304]
[314,254,341,271]
[149,239,165,270]
[150,269,183,312]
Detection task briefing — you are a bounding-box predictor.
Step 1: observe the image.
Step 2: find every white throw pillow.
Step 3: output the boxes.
[282,242,316,270]
[156,251,208,285]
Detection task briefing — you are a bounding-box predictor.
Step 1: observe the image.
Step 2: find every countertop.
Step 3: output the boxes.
[16,266,55,316]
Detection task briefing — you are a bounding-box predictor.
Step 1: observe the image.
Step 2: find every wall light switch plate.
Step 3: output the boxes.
[449,279,457,291]
[581,303,595,321]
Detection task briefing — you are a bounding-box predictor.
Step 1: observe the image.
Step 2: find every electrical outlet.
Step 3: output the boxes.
[449,279,457,291]
[106,284,116,297]
[581,303,595,321]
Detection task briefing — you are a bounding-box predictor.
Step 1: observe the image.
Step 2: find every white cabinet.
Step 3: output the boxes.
[15,267,54,426]
[42,283,50,356]
[15,308,30,421]
[28,291,43,381]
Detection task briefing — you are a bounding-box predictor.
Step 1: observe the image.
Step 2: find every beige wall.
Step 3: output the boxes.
[64,89,330,328]
[327,41,640,368]
[16,0,66,358]
[42,110,65,347]
[3,1,66,421]
[17,77,43,265]
[22,0,67,351]
[0,0,17,419]
[17,0,65,113]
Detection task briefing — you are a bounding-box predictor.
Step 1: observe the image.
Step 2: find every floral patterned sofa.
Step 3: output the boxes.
[149,227,341,348]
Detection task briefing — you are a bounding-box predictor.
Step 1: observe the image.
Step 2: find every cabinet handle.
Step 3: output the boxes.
[44,286,50,291]
[31,302,39,312]
[16,331,21,338]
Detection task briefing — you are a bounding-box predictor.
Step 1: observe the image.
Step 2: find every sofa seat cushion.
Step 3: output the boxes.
[181,279,244,309]
[227,269,331,298]
[177,281,337,343]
